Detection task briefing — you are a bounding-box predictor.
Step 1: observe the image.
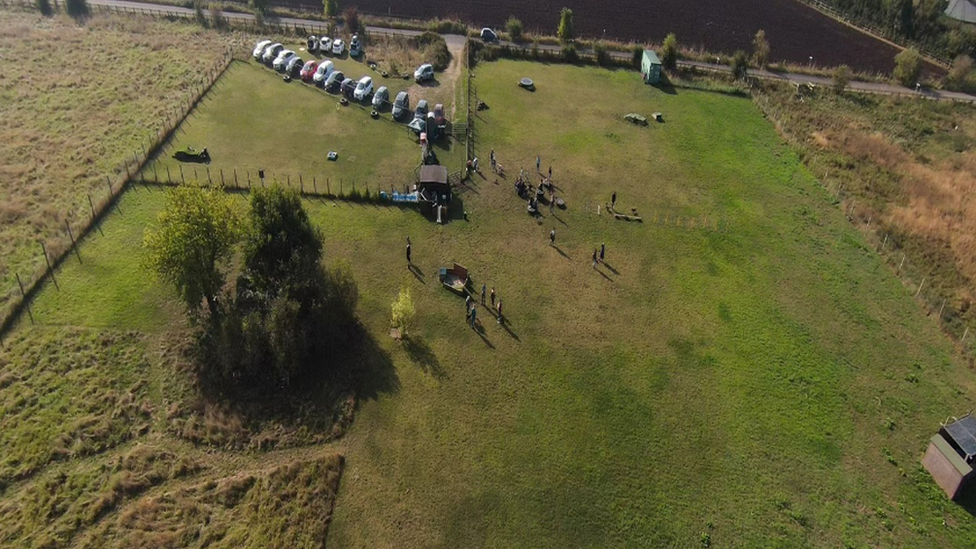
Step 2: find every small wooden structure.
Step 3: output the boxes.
[641,50,662,84]
[417,165,451,205]
[923,413,976,499]
[439,263,469,295]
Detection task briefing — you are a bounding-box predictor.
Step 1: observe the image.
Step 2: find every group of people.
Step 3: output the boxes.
[466,283,503,328]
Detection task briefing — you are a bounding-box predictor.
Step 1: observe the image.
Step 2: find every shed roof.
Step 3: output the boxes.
[643,50,661,65]
[944,415,976,460]
[419,165,448,185]
[946,0,976,23]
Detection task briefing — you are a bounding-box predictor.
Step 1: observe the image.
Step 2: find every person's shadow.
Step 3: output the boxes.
[409,263,426,283]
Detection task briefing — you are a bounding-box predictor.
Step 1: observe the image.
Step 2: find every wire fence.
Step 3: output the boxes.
[0,41,238,343]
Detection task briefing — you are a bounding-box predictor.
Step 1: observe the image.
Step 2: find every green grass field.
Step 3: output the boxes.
[7,57,976,548]
[146,56,463,191]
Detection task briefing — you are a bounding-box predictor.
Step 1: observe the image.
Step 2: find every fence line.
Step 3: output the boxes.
[0,45,238,337]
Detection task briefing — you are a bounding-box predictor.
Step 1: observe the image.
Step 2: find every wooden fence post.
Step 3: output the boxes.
[207,167,212,185]
[65,219,81,264]
[40,241,58,290]
[167,165,172,183]
[234,168,238,187]
[88,194,96,220]
[180,165,185,184]
[15,273,34,325]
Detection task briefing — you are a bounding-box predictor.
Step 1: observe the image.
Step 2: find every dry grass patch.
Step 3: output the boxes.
[0,10,247,319]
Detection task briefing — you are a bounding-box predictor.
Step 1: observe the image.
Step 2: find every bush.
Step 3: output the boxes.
[730,50,749,80]
[65,0,88,18]
[414,31,452,71]
[323,0,337,18]
[249,0,269,16]
[661,33,678,71]
[946,54,976,92]
[893,47,922,87]
[391,287,415,337]
[343,6,360,34]
[832,64,852,93]
[36,0,53,16]
[506,16,523,43]
[594,42,609,66]
[194,2,207,27]
[557,7,574,42]
[427,18,468,34]
[752,29,770,69]
[561,44,579,63]
[209,5,226,30]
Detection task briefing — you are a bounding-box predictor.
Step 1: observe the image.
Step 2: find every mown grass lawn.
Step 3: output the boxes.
[146,58,463,192]
[15,59,976,548]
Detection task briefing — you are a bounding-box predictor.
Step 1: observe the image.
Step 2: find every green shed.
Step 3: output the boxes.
[641,50,662,84]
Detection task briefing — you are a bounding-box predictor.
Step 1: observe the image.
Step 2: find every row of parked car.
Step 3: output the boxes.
[251,39,441,129]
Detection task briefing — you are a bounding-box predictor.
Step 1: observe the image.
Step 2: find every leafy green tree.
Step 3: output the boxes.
[594,42,609,66]
[661,33,678,71]
[65,0,88,17]
[391,287,415,338]
[506,16,523,42]
[36,0,53,16]
[632,45,644,69]
[730,50,749,80]
[143,186,241,316]
[557,8,574,42]
[324,0,338,18]
[752,29,770,68]
[832,64,852,93]
[893,47,922,87]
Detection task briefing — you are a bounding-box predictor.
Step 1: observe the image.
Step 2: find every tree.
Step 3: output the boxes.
[557,8,574,42]
[391,287,415,338]
[65,0,88,17]
[632,45,644,69]
[752,29,770,69]
[194,1,207,27]
[893,47,922,87]
[249,0,269,16]
[730,50,749,80]
[594,42,609,66]
[946,55,975,91]
[661,33,678,71]
[343,6,360,34]
[832,64,852,93]
[506,16,524,43]
[144,186,241,317]
[323,0,338,18]
[36,0,52,16]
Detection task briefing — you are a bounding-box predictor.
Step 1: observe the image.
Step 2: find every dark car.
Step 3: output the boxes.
[341,78,356,98]
[481,28,498,43]
[325,70,345,91]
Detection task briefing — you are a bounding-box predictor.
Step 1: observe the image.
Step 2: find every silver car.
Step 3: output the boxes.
[372,86,389,109]
[392,91,409,120]
[253,39,272,59]
[273,50,296,71]
[262,43,283,64]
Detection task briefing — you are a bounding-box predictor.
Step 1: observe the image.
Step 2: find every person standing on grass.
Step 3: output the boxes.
[490,149,496,171]
[465,293,472,313]
[536,155,541,172]
[406,239,412,266]
[611,191,617,211]
[600,242,605,262]
[592,249,598,268]
[470,305,477,328]
[548,165,552,180]
[549,228,556,246]
[496,299,503,324]
[490,286,496,307]
[481,282,487,305]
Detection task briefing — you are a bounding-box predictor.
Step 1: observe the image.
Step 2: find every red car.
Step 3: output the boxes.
[300,61,319,82]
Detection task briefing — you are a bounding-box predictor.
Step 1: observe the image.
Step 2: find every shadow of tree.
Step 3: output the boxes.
[403,336,447,379]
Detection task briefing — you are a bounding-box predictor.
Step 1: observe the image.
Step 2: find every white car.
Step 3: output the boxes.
[285,56,304,75]
[324,70,345,91]
[332,39,345,55]
[372,86,389,109]
[313,60,335,84]
[319,36,332,53]
[262,43,284,64]
[253,39,272,59]
[354,76,373,101]
[414,63,434,83]
[350,34,362,57]
[306,35,318,52]
[273,50,297,71]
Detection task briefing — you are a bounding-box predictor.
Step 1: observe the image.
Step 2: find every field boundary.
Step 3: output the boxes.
[0,46,237,345]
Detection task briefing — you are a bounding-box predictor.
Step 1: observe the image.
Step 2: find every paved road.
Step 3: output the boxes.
[85,0,976,103]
